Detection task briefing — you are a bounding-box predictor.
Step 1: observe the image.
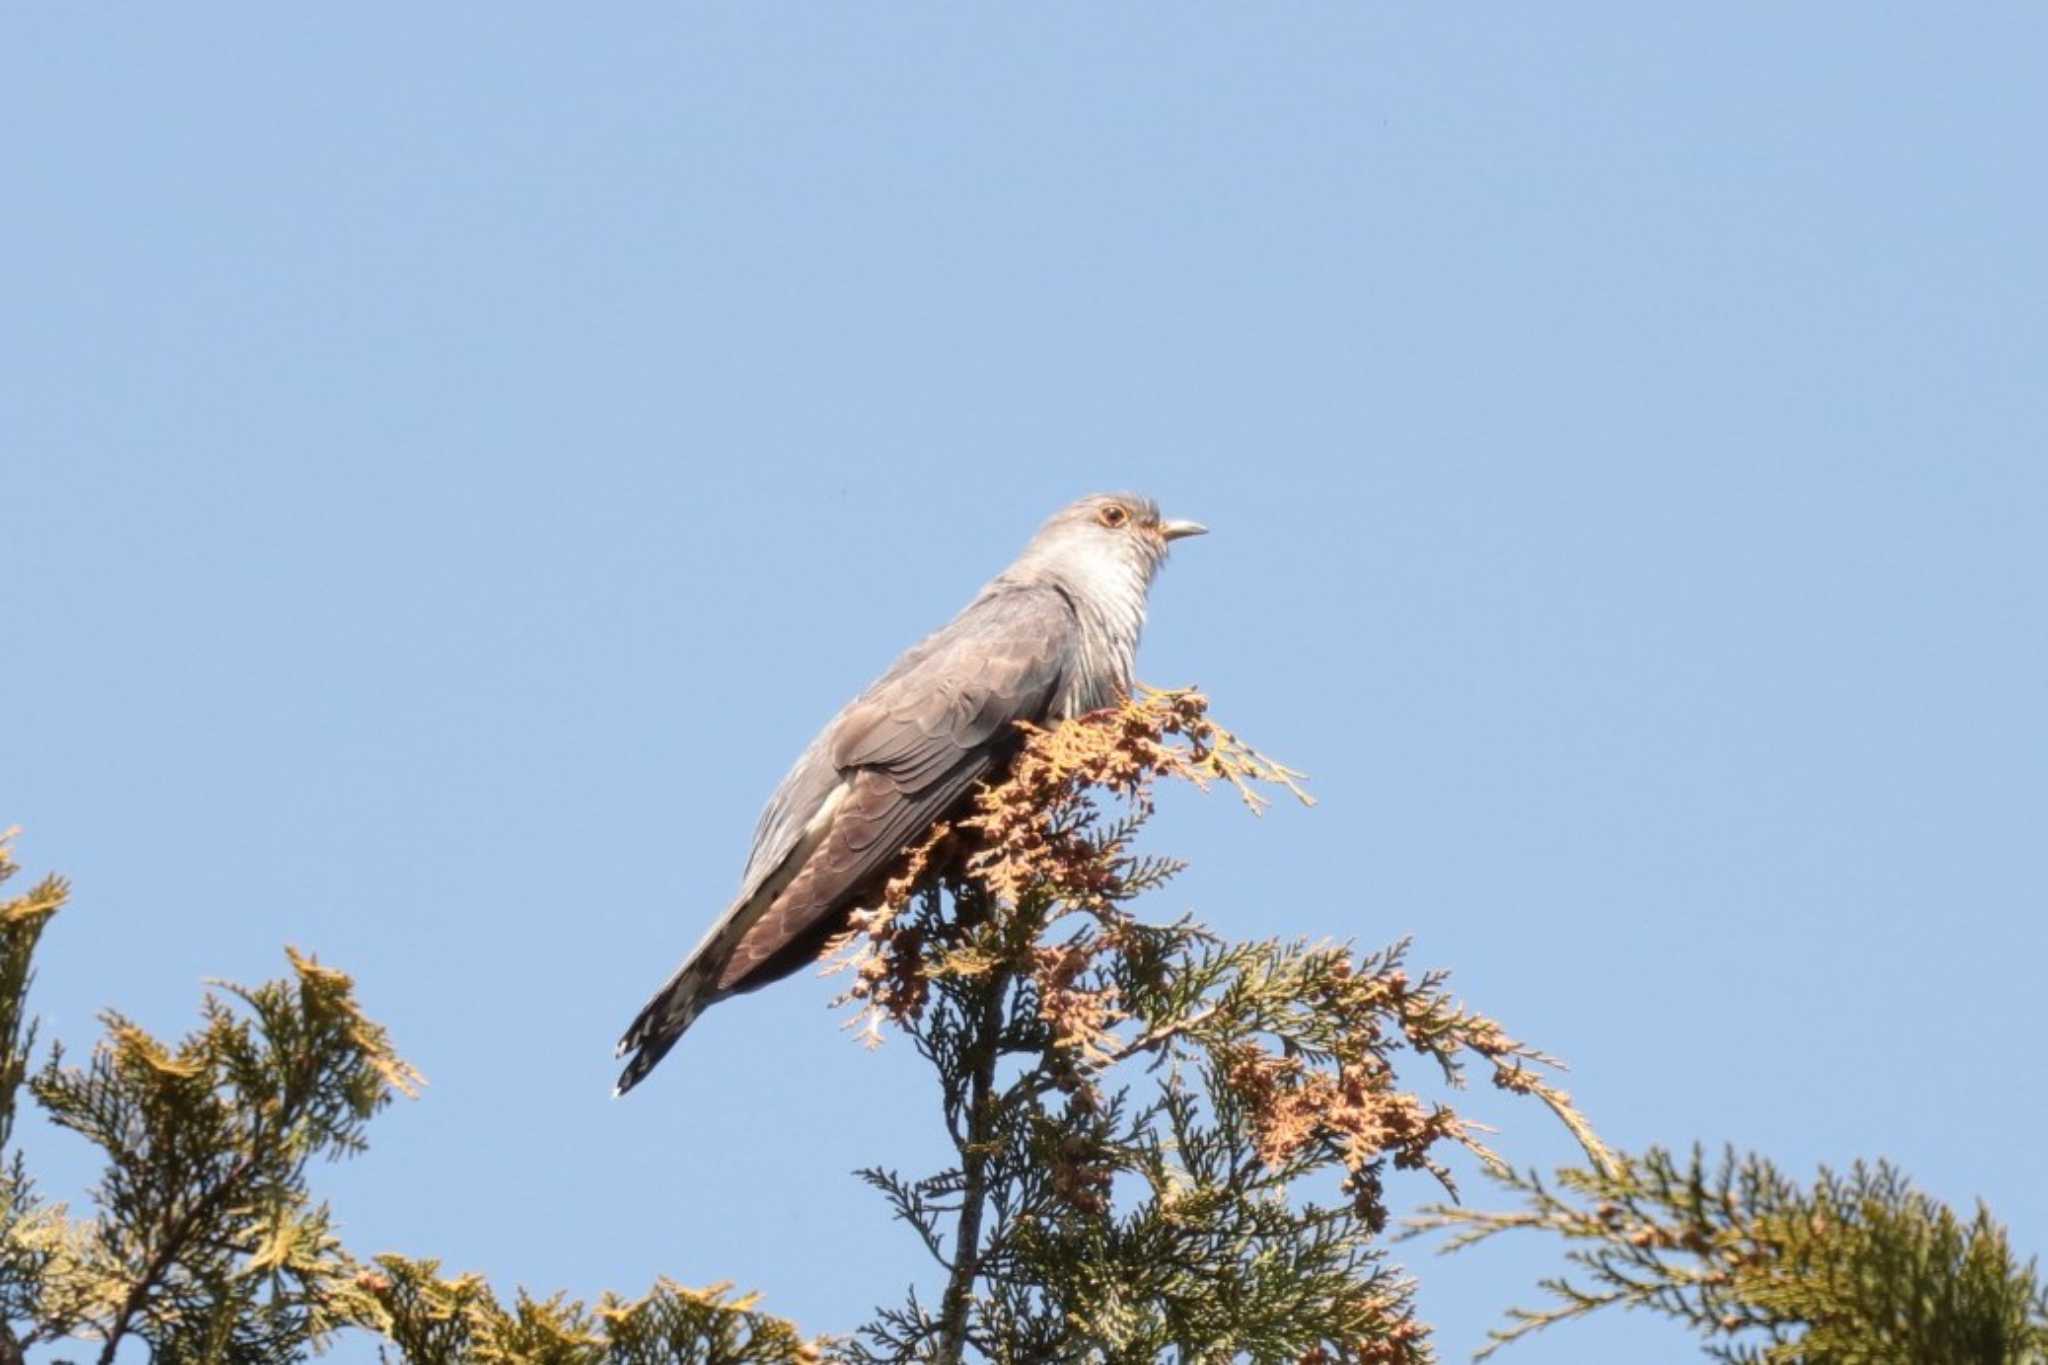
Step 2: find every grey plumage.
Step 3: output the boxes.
[613,492,1205,1095]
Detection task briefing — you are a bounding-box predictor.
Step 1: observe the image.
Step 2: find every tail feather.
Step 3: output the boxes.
[614,867,794,1095]
[613,968,710,1097]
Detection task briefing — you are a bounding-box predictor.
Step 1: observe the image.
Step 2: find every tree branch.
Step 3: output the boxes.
[94,1142,264,1365]
[935,966,1007,1365]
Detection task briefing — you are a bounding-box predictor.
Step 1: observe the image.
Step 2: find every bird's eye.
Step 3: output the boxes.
[1098,505,1129,529]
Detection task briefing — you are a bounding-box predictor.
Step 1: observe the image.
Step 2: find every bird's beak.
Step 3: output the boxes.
[1159,519,1208,542]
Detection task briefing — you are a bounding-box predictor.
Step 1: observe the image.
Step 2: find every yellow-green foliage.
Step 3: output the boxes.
[10,675,2041,1365]
[0,830,810,1365]
[1411,1144,2048,1363]
[21,942,420,1362]
[357,1258,818,1365]
[0,827,66,1150]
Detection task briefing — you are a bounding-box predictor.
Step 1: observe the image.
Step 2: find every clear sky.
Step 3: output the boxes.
[5,6,2044,1361]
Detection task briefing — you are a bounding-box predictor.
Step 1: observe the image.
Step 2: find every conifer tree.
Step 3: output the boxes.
[818,690,1602,1364]
[0,692,1603,1363]
[9,686,2035,1364]
[1410,1144,2048,1362]
[0,829,811,1365]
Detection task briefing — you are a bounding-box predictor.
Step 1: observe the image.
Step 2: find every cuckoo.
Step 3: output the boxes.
[614,492,1205,1094]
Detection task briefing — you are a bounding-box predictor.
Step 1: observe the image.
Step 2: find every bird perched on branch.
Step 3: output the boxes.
[614,492,1206,1095]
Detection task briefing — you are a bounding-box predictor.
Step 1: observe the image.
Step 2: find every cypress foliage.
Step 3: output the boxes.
[0,829,810,1365]
[1409,1145,2048,1362]
[823,690,1600,1364]
[4,687,2038,1363]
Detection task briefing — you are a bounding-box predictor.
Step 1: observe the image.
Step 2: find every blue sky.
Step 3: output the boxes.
[5,6,2044,1361]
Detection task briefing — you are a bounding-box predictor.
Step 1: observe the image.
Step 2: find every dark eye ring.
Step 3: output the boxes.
[1098,505,1128,529]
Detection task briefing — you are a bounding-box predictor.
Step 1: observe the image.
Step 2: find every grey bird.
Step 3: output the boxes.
[613,492,1206,1095]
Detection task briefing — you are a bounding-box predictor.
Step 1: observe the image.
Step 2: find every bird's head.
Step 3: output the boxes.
[1006,492,1207,607]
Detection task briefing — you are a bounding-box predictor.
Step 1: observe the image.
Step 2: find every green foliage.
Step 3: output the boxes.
[15,683,2040,1365]
[1409,1144,2048,1363]
[357,1257,818,1365]
[0,827,66,1150]
[0,829,811,1365]
[0,930,421,1363]
[0,830,82,1362]
[829,693,1601,1364]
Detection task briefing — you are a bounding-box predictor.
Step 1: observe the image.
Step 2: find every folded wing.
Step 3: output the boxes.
[716,586,1076,990]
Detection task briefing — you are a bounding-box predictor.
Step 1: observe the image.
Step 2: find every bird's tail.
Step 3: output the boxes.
[613,964,713,1097]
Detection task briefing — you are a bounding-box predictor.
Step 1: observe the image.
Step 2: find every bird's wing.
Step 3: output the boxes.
[731,731,844,912]
[714,586,1076,991]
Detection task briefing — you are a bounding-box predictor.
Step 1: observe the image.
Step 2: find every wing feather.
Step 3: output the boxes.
[717,587,1074,991]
